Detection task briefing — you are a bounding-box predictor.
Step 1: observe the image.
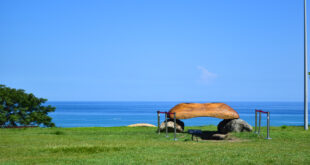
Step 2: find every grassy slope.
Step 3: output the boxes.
[0,126,309,165]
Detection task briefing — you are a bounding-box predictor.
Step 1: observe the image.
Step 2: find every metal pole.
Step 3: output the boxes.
[174,112,177,141]
[258,112,261,135]
[157,111,160,134]
[305,0,309,131]
[266,112,272,139]
[165,112,168,137]
[255,110,257,133]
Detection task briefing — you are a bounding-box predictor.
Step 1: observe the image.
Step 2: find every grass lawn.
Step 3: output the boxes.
[0,125,309,165]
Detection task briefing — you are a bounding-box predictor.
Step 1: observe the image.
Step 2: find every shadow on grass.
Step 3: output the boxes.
[53,131,65,135]
[184,130,257,142]
[187,131,230,141]
[47,145,124,154]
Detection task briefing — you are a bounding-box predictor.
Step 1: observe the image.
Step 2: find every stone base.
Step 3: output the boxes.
[159,119,184,133]
[218,119,253,133]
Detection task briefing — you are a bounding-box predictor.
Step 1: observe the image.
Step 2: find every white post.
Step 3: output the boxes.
[265,112,272,139]
[305,0,309,130]
[174,112,177,141]
[258,112,261,134]
[165,112,168,137]
[157,111,160,134]
[254,110,258,133]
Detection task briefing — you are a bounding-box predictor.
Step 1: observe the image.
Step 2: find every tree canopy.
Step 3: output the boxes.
[0,84,55,127]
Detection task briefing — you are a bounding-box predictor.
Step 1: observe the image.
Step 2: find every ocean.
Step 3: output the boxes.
[48,101,307,127]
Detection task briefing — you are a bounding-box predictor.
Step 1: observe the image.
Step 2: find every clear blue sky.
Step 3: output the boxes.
[0,0,307,101]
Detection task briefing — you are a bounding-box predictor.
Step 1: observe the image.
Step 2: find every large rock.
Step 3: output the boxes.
[217,119,253,133]
[128,123,156,127]
[159,119,184,133]
[168,103,239,119]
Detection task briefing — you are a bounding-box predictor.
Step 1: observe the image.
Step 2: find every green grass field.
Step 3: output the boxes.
[0,125,309,165]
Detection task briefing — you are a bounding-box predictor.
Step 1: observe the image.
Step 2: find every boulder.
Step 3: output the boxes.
[159,119,184,133]
[127,123,156,127]
[218,119,253,133]
[168,103,239,119]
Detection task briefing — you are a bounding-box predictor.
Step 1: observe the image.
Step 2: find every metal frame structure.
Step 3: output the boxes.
[254,109,271,139]
[157,111,177,141]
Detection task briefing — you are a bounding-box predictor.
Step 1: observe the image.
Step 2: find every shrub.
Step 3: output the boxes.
[0,84,55,127]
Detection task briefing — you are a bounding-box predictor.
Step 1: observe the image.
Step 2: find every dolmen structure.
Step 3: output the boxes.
[168,103,239,119]
[160,103,252,134]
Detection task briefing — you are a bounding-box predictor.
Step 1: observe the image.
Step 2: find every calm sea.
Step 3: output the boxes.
[47,101,307,127]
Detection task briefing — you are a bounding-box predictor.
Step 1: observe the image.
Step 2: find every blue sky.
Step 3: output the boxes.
[0,0,307,101]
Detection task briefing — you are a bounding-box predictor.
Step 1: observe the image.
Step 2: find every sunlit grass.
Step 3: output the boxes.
[0,125,309,164]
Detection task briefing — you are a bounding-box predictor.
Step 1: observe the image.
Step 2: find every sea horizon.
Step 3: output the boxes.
[47,101,309,128]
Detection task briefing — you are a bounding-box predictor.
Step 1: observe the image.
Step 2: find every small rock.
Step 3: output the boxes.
[159,119,184,132]
[211,133,228,140]
[218,119,253,133]
[127,123,156,127]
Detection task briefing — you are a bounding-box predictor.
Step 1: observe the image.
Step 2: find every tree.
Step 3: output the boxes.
[0,84,55,127]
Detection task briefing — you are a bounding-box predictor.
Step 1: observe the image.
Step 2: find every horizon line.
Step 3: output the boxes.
[46,100,305,102]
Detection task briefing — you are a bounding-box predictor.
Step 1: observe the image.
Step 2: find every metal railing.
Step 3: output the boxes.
[254,109,271,139]
[157,111,177,141]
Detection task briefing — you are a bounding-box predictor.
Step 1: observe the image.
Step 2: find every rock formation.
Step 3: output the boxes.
[159,119,184,133]
[217,119,252,133]
[168,103,239,119]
